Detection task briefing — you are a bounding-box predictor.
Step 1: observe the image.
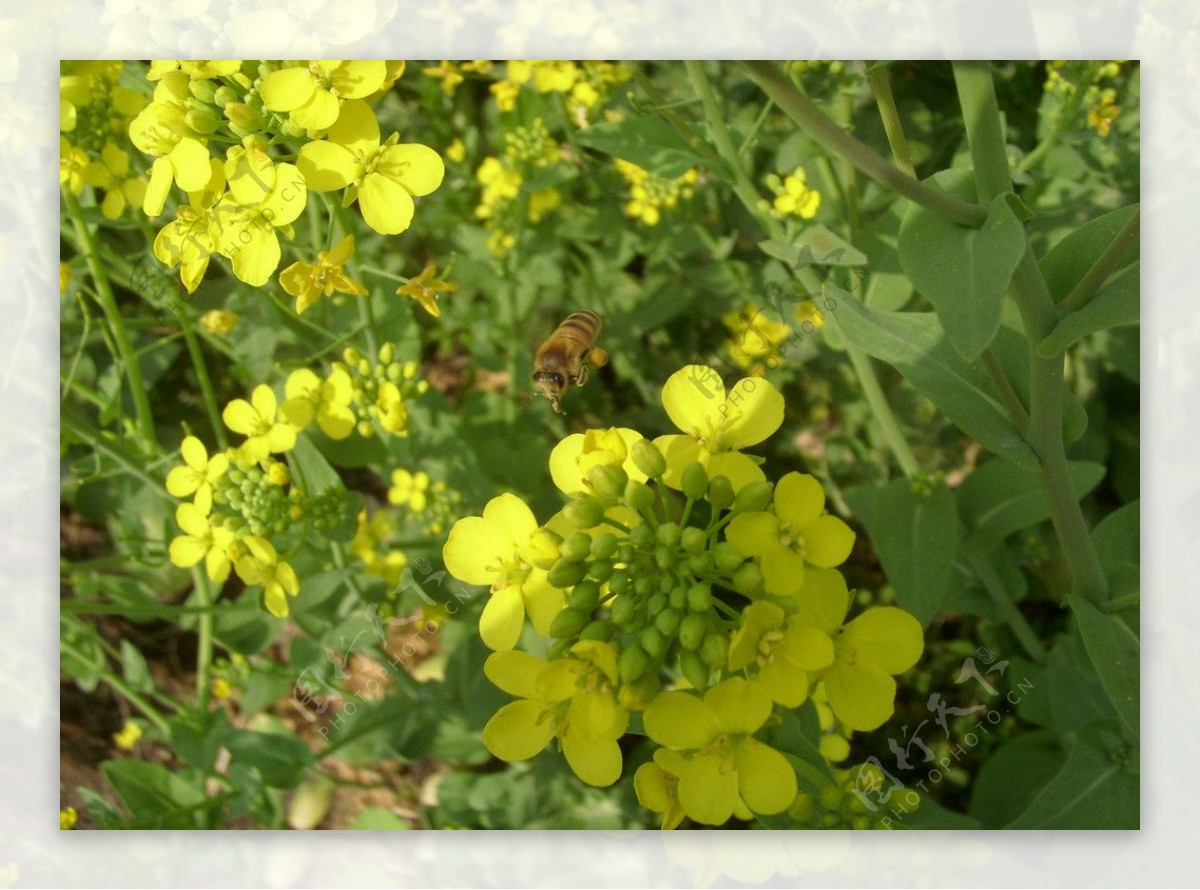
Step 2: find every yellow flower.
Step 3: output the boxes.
[168,487,234,583]
[723,304,793,371]
[372,381,409,435]
[388,469,430,511]
[445,138,466,163]
[129,71,214,215]
[153,157,225,293]
[199,309,239,334]
[166,435,230,502]
[490,79,522,111]
[59,137,90,195]
[217,145,308,287]
[482,641,627,787]
[548,427,648,496]
[212,677,233,700]
[768,166,821,219]
[60,807,78,830]
[396,262,456,318]
[113,720,142,750]
[423,61,465,95]
[234,535,300,617]
[297,99,445,235]
[642,678,797,825]
[223,384,298,464]
[727,600,835,707]
[260,61,389,131]
[790,569,924,731]
[633,761,686,830]
[654,365,784,492]
[527,187,561,223]
[280,367,355,440]
[81,142,147,220]
[443,493,566,650]
[725,472,855,597]
[148,60,242,81]
[279,235,368,314]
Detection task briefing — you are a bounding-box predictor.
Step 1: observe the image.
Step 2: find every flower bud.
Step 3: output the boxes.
[185,106,221,135]
[712,541,745,573]
[655,522,681,548]
[681,461,708,500]
[587,464,627,501]
[379,343,395,364]
[678,649,709,689]
[680,527,707,554]
[687,552,713,575]
[586,559,613,582]
[213,85,238,106]
[678,613,707,650]
[568,579,601,611]
[732,480,774,514]
[564,496,605,529]
[654,608,680,637]
[668,584,686,610]
[610,595,636,626]
[548,557,588,589]
[686,583,712,612]
[623,480,655,515]
[699,631,729,668]
[609,572,631,597]
[579,620,614,642]
[549,606,590,639]
[639,625,666,659]
[707,474,735,509]
[590,532,619,560]
[731,562,764,596]
[630,438,666,478]
[559,531,593,563]
[620,644,650,683]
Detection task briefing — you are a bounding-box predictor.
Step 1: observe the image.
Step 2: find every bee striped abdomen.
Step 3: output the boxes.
[555,310,603,344]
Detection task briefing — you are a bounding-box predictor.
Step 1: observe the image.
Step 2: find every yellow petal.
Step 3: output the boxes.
[481,493,537,548]
[442,516,508,585]
[661,365,725,436]
[761,546,806,597]
[720,376,784,449]
[377,142,445,196]
[780,624,835,672]
[327,99,380,153]
[331,60,387,99]
[792,568,850,634]
[522,570,566,636]
[265,423,297,454]
[166,465,199,498]
[562,731,623,787]
[358,172,415,235]
[774,472,825,529]
[483,650,547,698]
[168,535,205,568]
[479,586,525,651]
[260,67,318,112]
[677,752,739,826]
[482,699,555,761]
[170,138,213,192]
[296,140,359,191]
[548,434,586,495]
[725,512,779,558]
[290,88,340,131]
[734,738,797,815]
[643,690,716,748]
[705,450,766,492]
[705,677,772,735]
[841,607,924,675]
[825,660,897,731]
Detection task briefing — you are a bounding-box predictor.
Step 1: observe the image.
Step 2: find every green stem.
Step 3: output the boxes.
[331,200,377,356]
[966,549,1047,663]
[981,349,1029,434]
[60,599,257,617]
[743,61,987,227]
[839,92,861,246]
[176,306,228,450]
[867,64,916,178]
[953,62,1108,604]
[1060,207,1140,313]
[685,61,784,241]
[62,189,157,451]
[193,569,215,710]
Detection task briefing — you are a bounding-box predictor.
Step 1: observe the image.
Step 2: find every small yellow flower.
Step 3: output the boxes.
[128,72,214,214]
[113,719,143,750]
[60,807,78,830]
[655,365,784,492]
[423,61,465,95]
[388,469,430,511]
[217,146,308,287]
[445,138,466,163]
[280,367,355,440]
[223,384,298,464]
[81,142,148,220]
[212,677,233,700]
[297,100,445,235]
[199,309,239,334]
[260,60,389,131]
[166,435,230,502]
[59,137,90,195]
[548,427,648,496]
[168,487,235,583]
[279,235,368,315]
[768,166,821,219]
[396,262,456,318]
[234,535,300,617]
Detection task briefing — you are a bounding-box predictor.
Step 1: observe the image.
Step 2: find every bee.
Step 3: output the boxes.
[532,310,608,414]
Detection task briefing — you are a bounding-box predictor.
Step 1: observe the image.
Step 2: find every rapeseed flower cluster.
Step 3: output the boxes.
[488,60,629,119]
[93,60,446,293]
[614,159,699,226]
[474,118,566,256]
[722,304,795,372]
[443,365,924,827]
[1043,60,1129,138]
[764,166,821,220]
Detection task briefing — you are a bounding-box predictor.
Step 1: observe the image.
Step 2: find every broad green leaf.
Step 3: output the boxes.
[899,795,982,829]
[759,225,866,269]
[570,117,706,179]
[844,477,960,626]
[1038,262,1139,357]
[1039,203,1139,302]
[1071,595,1139,738]
[969,731,1065,828]
[169,707,230,772]
[1092,501,1140,565]
[349,807,411,829]
[288,433,345,496]
[224,728,314,789]
[830,293,1038,469]
[101,759,207,828]
[61,617,105,693]
[898,171,1027,360]
[1006,731,1138,828]
[864,271,913,311]
[957,458,1106,548]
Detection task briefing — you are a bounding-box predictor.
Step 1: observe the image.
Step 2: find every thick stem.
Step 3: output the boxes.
[63,189,157,451]
[867,64,916,178]
[1060,207,1140,313]
[953,62,1108,603]
[743,61,987,227]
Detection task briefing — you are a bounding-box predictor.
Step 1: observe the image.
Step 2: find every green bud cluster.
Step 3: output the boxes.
[218,463,293,536]
[541,447,781,693]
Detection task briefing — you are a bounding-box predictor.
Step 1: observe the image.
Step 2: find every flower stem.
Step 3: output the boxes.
[177,304,228,450]
[965,548,1047,663]
[62,189,157,452]
[743,61,987,227]
[952,61,1108,604]
[867,64,916,178]
[192,568,215,710]
[1059,207,1140,313]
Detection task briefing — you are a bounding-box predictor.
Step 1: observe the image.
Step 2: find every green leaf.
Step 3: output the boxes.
[61,617,106,693]
[830,293,1038,469]
[101,759,207,828]
[968,730,1065,827]
[898,171,1027,359]
[957,458,1106,548]
[1039,204,1139,302]
[1038,262,1139,357]
[1006,731,1138,828]
[168,707,230,772]
[288,433,345,496]
[759,225,867,269]
[1092,501,1140,565]
[77,785,127,829]
[213,589,281,655]
[988,322,1089,443]
[119,639,153,694]
[899,795,982,829]
[349,807,411,829]
[844,477,960,626]
[570,117,706,179]
[1071,595,1139,738]
[224,728,314,789]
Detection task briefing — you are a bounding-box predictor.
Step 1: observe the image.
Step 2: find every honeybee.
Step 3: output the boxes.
[532,310,608,414]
